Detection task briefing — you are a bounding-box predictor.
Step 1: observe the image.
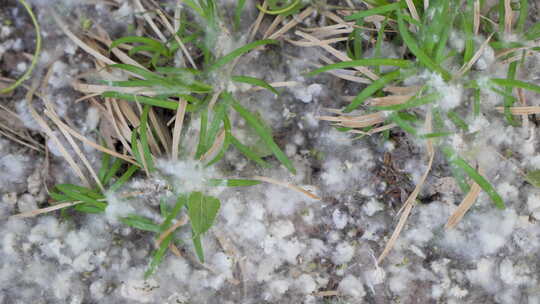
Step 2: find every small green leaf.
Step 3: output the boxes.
[186,192,220,236]
[525,170,540,188]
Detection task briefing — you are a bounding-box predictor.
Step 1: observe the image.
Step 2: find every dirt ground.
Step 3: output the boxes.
[2,1,540,303]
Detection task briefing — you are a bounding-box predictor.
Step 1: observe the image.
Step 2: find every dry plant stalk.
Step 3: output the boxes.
[252,176,321,200]
[495,106,540,115]
[445,181,481,229]
[318,111,387,129]
[456,33,493,78]
[155,215,189,248]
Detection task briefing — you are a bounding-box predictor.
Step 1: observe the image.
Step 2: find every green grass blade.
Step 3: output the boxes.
[120,215,161,233]
[207,39,278,72]
[102,158,123,186]
[229,96,296,174]
[109,165,139,192]
[307,59,412,77]
[420,131,454,138]
[109,64,162,80]
[139,104,155,172]
[344,69,403,112]
[422,0,450,57]
[234,0,247,30]
[230,135,271,168]
[102,92,179,110]
[388,112,417,135]
[0,0,41,95]
[161,195,187,230]
[205,114,232,167]
[442,146,505,209]
[524,22,540,41]
[195,108,209,159]
[490,78,540,93]
[345,2,404,21]
[98,150,111,184]
[145,233,172,278]
[207,178,261,187]
[397,10,451,81]
[74,204,106,213]
[231,75,279,95]
[447,110,469,131]
[110,36,168,56]
[56,184,104,202]
[473,88,481,117]
[145,195,187,278]
[205,102,227,152]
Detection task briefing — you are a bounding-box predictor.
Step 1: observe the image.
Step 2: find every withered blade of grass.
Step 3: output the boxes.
[367,95,413,106]
[148,107,170,155]
[133,0,167,42]
[317,112,387,129]
[504,0,513,34]
[248,0,267,41]
[200,129,225,162]
[252,176,320,200]
[294,31,379,81]
[456,33,494,78]
[154,8,197,69]
[383,85,422,95]
[45,101,138,166]
[495,106,540,115]
[53,12,115,65]
[287,36,349,47]
[155,215,189,248]
[442,146,505,209]
[344,69,403,112]
[349,123,397,136]
[263,14,284,39]
[44,106,105,192]
[446,181,481,229]
[26,87,91,187]
[473,0,480,34]
[105,99,133,155]
[267,6,315,40]
[171,99,187,161]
